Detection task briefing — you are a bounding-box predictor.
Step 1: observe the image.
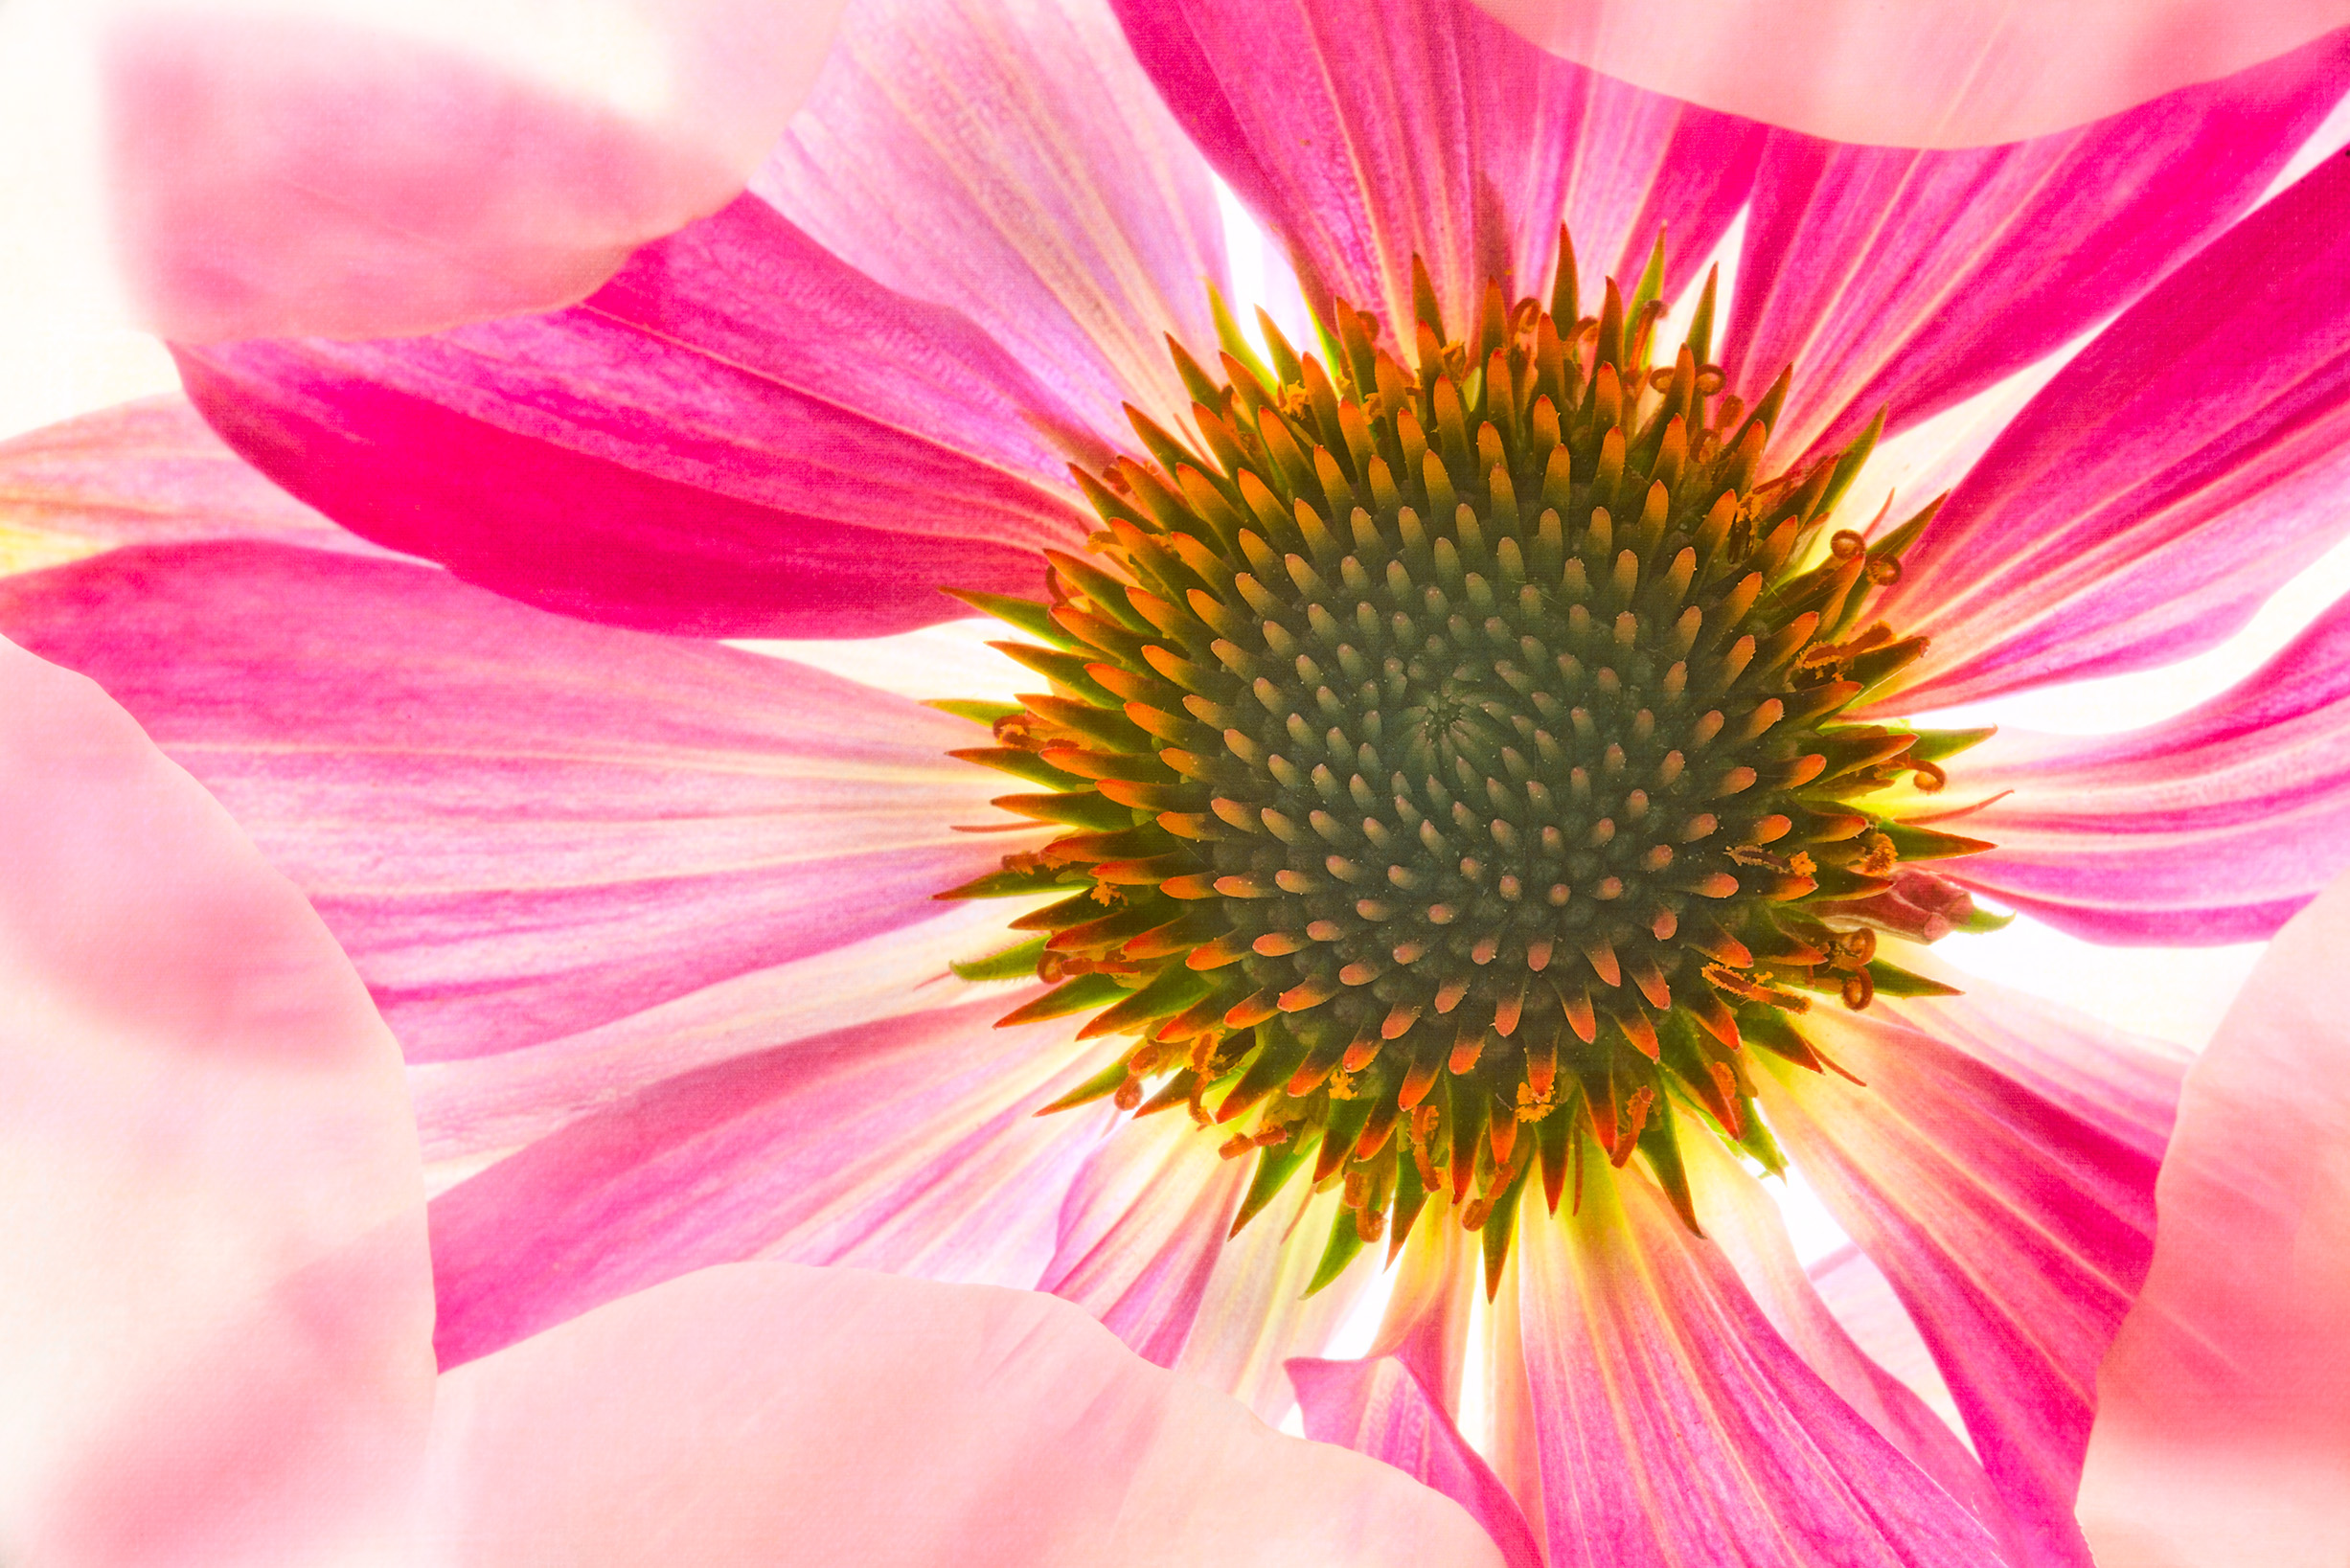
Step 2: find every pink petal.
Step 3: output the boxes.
[1109,0,1762,347]
[1513,1155,2007,1567]
[425,994,1114,1367]
[422,1261,1505,1567]
[1677,1132,2011,1552]
[1720,30,2350,466]
[758,0,1232,442]
[1289,1356,1547,1568]
[1035,1115,1246,1365]
[0,637,432,1565]
[109,2,846,340]
[2077,872,2350,1566]
[1755,986,2189,1568]
[1289,1226,1548,1567]
[407,901,1029,1166]
[1175,1179,1387,1423]
[1807,1244,1962,1433]
[0,541,1025,1064]
[1877,149,2350,709]
[1468,0,2349,148]
[175,192,1104,638]
[0,394,382,557]
[1944,587,2350,943]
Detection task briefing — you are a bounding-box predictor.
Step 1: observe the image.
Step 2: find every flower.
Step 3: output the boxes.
[0,633,1500,1568]
[5,0,2350,1564]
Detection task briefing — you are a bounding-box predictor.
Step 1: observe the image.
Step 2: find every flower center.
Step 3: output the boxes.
[944,240,1994,1288]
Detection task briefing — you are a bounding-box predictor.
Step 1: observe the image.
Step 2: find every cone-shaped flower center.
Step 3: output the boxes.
[946,240,1995,1286]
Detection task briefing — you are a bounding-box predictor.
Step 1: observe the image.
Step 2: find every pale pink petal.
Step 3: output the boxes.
[0,394,386,559]
[1110,0,1762,347]
[1470,0,2348,148]
[1036,1115,1246,1365]
[422,1261,1504,1567]
[110,1,847,340]
[1720,32,2350,466]
[1944,587,2350,943]
[2077,872,2350,1567]
[1289,1224,1548,1567]
[1513,1155,2006,1567]
[0,636,432,1565]
[0,541,1027,1064]
[1755,986,2189,1568]
[425,994,1112,1367]
[176,193,1104,637]
[759,0,1231,442]
[1877,151,2350,708]
[1677,1132,2011,1554]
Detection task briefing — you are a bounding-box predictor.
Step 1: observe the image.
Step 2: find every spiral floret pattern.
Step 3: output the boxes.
[943,238,1995,1288]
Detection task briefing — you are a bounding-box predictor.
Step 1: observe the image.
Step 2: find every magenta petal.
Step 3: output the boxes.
[1513,1157,2007,1567]
[1036,1119,1246,1365]
[423,1262,1504,1567]
[427,994,1111,1367]
[1677,1134,2010,1549]
[176,192,1107,638]
[1112,0,1762,345]
[1289,1354,1546,1568]
[1755,987,2188,1568]
[110,4,846,341]
[0,541,1021,1064]
[1879,148,2350,707]
[1946,587,2350,943]
[1720,28,2350,463]
[759,0,1231,441]
[2078,872,2350,1564]
[0,638,431,1565]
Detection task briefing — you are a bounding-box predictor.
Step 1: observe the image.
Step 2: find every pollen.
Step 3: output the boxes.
[941,232,1997,1293]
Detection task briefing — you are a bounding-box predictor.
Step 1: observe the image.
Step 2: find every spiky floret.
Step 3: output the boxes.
[942,235,1995,1290]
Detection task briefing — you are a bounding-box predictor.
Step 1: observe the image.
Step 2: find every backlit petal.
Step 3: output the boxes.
[427,994,1108,1367]
[1879,150,2350,708]
[1176,1179,1384,1424]
[1468,0,2348,148]
[1035,1113,1246,1365]
[0,636,431,1566]
[1756,986,2187,1568]
[0,395,376,567]
[2077,872,2350,1567]
[1513,1151,2006,1567]
[1679,1134,2009,1550]
[1290,1223,1548,1568]
[759,0,1229,441]
[1946,586,2350,943]
[109,0,847,339]
[0,541,1024,1065]
[422,1261,1505,1567]
[1289,1355,1546,1568]
[1807,1244,1962,1436]
[177,193,1104,637]
[1721,32,2350,466]
[1110,0,1761,347]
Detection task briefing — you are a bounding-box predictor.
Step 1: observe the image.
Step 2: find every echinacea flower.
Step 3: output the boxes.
[7,0,2350,1564]
[0,633,1500,1568]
